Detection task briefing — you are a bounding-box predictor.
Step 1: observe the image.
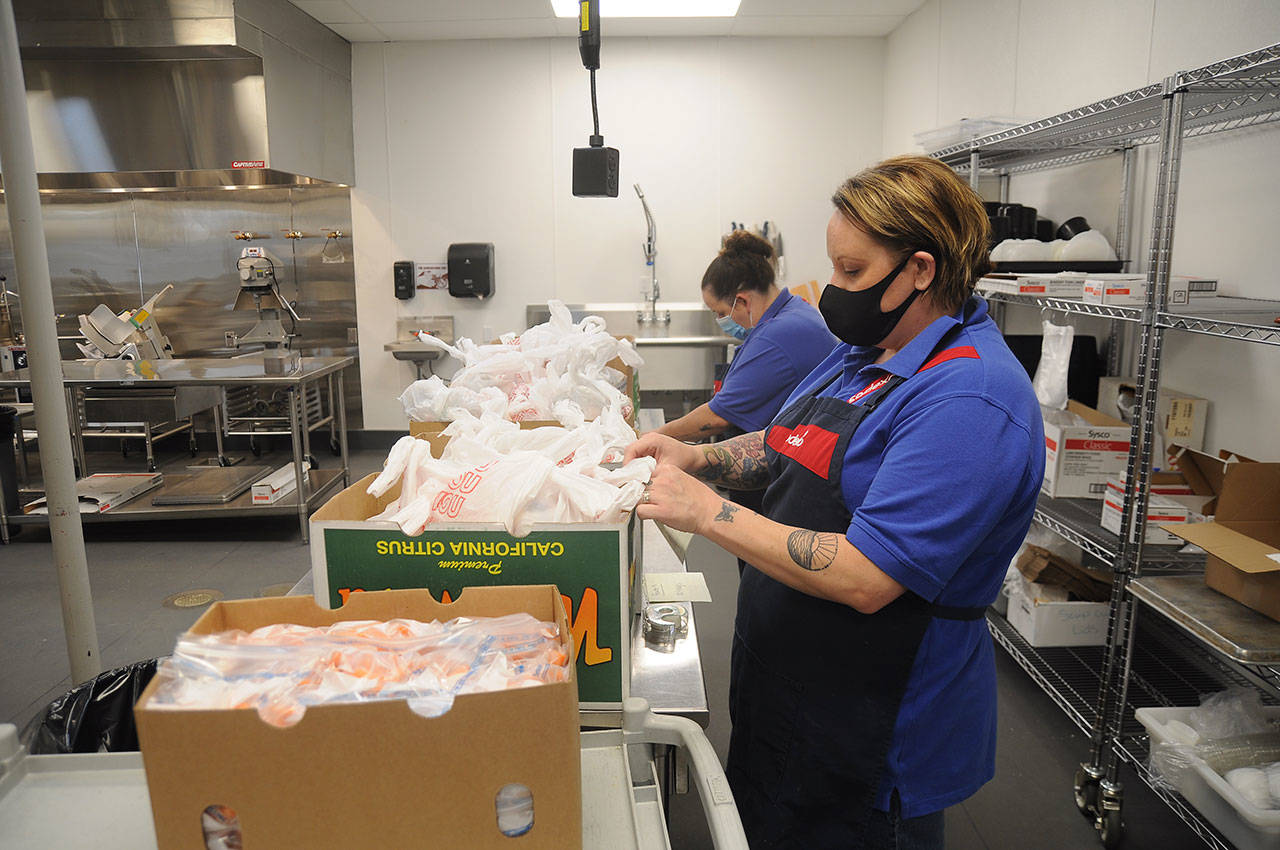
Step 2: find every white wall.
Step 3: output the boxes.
[883,0,1280,458]
[352,36,884,429]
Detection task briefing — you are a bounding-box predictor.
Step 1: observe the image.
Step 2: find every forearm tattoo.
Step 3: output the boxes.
[697,433,770,490]
[787,530,839,571]
[713,501,740,523]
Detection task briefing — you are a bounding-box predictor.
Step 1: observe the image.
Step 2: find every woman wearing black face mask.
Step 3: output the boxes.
[626,155,1044,849]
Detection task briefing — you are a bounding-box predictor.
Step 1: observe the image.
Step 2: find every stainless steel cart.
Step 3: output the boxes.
[0,699,747,850]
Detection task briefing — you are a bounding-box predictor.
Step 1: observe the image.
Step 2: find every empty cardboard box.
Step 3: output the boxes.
[134,585,582,850]
[1163,461,1280,621]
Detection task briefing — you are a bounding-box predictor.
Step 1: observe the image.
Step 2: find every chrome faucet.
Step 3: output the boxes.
[634,184,670,325]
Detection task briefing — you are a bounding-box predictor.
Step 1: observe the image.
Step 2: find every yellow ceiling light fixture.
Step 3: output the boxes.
[551,0,742,16]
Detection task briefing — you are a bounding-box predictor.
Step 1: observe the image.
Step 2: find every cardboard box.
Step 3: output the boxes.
[1014,273,1088,298]
[1169,274,1219,304]
[1016,544,1110,602]
[1042,401,1132,499]
[1083,274,1146,305]
[251,464,298,505]
[1172,446,1260,516]
[978,274,1084,298]
[310,473,638,707]
[1096,376,1210,459]
[134,586,582,850]
[1164,461,1280,621]
[1100,480,1194,544]
[1007,588,1109,647]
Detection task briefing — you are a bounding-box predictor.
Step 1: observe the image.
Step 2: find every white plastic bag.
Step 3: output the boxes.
[399,300,641,425]
[368,413,654,537]
[1032,319,1074,410]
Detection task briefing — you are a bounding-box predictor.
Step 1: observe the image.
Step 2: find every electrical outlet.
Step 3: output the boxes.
[347,327,359,344]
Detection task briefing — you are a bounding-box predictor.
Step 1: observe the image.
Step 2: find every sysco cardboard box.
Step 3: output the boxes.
[1042,401,1132,499]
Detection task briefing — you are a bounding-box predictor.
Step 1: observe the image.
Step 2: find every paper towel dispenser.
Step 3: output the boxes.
[447,243,495,299]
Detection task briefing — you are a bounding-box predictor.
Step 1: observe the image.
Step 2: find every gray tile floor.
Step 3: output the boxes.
[2,447,1204,848]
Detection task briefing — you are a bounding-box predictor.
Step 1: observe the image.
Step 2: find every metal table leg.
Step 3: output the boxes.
[288,387,310,543]
[336,370,349,488]
[212,403,227,466]
[327,374,337,453]
[300,382,313,465]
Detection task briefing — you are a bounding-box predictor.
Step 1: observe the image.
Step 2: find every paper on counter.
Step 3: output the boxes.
[644,572,712,604]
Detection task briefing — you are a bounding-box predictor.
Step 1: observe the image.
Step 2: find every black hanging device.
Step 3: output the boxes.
[572,0,619,198]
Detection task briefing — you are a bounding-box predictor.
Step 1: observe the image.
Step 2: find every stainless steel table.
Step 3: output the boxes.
[0,356,354,542]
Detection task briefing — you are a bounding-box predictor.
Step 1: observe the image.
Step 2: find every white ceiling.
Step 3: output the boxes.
[290,0,926,42]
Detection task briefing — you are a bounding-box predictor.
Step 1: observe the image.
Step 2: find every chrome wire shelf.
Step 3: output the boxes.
[1033,495,1206,572]
[988,610,1102,735]
[932,43,1280,174]
[991,608,1262,850]
[1159,311,1280,345]
[979,291,1144,322]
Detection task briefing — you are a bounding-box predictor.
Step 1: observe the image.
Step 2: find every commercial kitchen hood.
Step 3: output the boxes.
[0,0,354,191]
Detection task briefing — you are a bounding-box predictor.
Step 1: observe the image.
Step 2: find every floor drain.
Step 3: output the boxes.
[163,589,224,609]
[259,583,294,598]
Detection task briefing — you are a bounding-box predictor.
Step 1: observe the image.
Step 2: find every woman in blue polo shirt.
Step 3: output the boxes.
[655,230,836,443]
[627,155,1044,849]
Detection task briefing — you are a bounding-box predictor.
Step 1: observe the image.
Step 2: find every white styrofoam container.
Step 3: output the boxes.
[1136,705,1280,850]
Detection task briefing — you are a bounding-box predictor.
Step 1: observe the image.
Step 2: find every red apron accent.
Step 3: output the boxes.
[765,423,841,479]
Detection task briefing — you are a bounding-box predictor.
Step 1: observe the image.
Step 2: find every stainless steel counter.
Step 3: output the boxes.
[0,356,355,542]
[285,518,709,726]
[0,355,354,388]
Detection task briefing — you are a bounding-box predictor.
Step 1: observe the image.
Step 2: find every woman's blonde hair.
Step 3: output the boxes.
[832,155,991,312]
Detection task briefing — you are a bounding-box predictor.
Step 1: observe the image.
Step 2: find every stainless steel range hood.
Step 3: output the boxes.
[0,0,354,190]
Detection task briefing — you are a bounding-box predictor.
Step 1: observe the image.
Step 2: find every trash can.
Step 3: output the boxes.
[20,658,159,754]
[0,405,17,517]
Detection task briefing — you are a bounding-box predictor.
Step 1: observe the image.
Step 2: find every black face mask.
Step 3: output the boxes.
[819,254,921,347]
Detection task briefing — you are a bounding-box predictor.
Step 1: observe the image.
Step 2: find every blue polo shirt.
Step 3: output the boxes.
[708,290,837,433]
[781,295,1044,818]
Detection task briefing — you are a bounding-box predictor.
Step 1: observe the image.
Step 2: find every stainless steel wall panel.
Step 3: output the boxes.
[39,193,143,358]
[288,186,360,428]
[0,187,360,423]
[132,188,294,357]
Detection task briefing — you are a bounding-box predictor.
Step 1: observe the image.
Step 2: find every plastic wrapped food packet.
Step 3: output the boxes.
[149,613,569,727]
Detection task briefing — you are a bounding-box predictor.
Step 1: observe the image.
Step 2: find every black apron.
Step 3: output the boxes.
[728,363,984,849]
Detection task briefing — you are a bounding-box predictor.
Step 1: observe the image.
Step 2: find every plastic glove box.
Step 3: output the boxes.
[310,473,639,708]
[134,586,582,850]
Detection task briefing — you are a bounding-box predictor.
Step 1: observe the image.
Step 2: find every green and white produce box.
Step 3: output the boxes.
[310,472,640,708]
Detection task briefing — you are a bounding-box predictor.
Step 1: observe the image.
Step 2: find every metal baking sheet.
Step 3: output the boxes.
[1129,575,1280,664]
[151,465,272,505]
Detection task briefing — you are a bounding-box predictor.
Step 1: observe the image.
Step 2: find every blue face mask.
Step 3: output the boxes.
[716,297,751,340]
[717,313,748,340]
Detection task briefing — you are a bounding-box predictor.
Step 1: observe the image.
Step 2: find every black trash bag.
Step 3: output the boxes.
[21,658,160,754]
